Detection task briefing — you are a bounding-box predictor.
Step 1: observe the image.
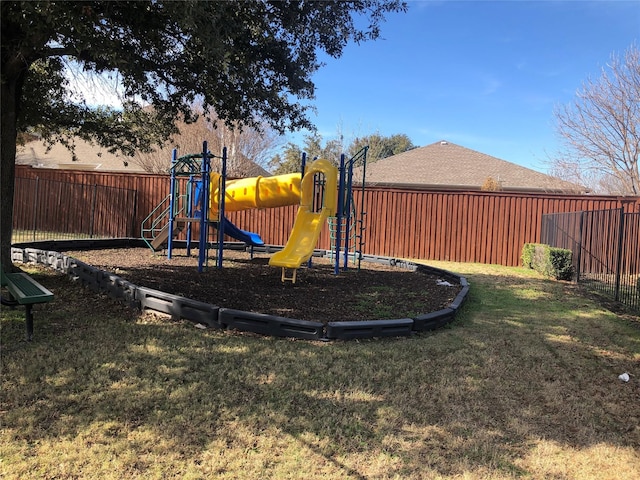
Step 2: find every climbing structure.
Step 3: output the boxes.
[330,146,369,273]
[141,142,226,272]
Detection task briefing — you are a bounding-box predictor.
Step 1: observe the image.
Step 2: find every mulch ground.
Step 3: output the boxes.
[64,247,462,323]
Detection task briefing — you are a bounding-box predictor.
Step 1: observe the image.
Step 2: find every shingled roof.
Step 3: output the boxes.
[16,138,146,172]
[16,137,271,177]
[363,140,587,193]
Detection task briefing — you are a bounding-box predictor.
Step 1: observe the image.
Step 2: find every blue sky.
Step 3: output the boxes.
[287,0,639,173]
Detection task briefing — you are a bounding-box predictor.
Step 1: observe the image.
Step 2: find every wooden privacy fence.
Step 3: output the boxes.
[13,176,138,242]
[229,187,640,266]
[13,165,640,267]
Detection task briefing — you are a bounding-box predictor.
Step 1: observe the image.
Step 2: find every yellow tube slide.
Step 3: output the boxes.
[209,172,302,216]
[269,159,338,271]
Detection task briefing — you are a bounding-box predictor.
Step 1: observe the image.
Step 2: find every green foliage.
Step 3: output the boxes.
[5,0,407,142]
[348,132,416,163]
[549,248,574,281]
[270,133,344,173]
[268,142,304,175]
[521,243,536,269]
[522,243,574,281]
[301,132,343,165]
[270,131,416,173]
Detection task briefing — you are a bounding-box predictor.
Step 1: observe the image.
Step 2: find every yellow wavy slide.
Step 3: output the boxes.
[269,159,338,281]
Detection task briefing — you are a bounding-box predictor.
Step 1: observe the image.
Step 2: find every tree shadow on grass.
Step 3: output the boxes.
[2,266,639,478]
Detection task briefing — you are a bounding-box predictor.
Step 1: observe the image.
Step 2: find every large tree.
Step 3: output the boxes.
[348,132,416,163]
[269,132,345,174]
[550,43,640,195]
[1,0,406,269]
[131,106,282,176]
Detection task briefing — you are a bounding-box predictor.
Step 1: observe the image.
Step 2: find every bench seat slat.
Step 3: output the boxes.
[4,273,54,304]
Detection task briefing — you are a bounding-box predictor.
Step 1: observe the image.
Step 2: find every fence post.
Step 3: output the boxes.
[89,184,98,238]
[130,190,138,237]
[31,177,39,242]
[614,207,625,302]
[576,211,584,282]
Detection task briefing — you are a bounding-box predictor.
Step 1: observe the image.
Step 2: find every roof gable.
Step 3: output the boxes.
[363,140,587,193]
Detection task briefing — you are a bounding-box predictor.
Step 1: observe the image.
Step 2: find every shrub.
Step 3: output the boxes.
[548,248,574,281]
[521,243,574,281]
[521,243,536,269]
[481,176,503,191]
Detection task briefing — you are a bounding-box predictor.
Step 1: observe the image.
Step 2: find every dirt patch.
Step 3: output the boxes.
[64,248,462,323]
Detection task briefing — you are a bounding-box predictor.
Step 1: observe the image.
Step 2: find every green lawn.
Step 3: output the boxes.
[1,261,638,479]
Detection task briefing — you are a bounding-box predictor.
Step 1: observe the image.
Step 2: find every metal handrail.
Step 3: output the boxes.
[141,193,188,250]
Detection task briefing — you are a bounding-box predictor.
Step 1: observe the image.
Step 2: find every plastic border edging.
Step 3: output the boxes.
[10,242,470,341]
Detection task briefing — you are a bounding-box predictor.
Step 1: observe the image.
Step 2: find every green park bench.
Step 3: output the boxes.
[1,264,54,341]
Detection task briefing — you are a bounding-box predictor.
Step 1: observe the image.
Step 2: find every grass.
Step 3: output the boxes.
[1,261,639,479]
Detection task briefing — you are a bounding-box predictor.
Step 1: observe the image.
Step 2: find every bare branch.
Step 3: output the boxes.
[550,43,640,195]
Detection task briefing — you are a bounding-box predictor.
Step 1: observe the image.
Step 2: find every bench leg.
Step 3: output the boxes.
[25,305,34,341]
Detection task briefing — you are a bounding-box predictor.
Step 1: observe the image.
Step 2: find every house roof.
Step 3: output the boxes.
[16,138,146,172]
[15,138,271,177]
[361,140,588,193]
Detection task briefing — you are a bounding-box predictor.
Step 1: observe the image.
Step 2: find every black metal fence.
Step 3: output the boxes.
[12,176,138,244]
[541,208,640,312]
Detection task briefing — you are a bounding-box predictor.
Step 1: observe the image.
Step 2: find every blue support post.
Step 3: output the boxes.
[301,153,317,269]
[198,142,209,273]
[217,147,227,269]
[334,154,346,275]
[343,158,354,269]
[186,174,194,256]
[167,149,178,259]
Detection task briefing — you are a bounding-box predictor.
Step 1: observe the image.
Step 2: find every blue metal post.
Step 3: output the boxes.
[343,158,354,269]
[301,153,318,269]
[198,142,209,273]
[186,174,194,256]
[167,149,178,259]
[334,154,346,275]
[217,147,227,269]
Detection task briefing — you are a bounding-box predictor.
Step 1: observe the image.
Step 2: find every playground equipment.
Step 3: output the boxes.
[269,159,338,282]
[141,141,369,280]
[331,147,369,273]
[141,141,303,272]
[141,142,228,272]
[268,146,369,282]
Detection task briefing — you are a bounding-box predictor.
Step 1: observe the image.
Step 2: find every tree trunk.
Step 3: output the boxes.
[1,75,20,271]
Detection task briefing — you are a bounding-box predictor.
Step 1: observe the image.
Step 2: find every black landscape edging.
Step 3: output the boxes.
[219,308,325,340]
[412,308,456,331]
[99,270,138,306]
[14,238,147,252]
[326,318,414,340]
[10,243,470,341]
[136,286,220,328]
